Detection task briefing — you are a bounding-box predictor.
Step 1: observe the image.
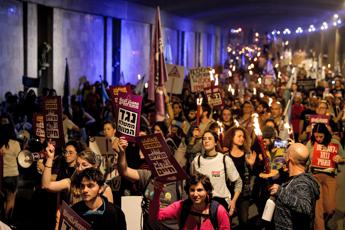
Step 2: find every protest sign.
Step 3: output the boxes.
[138,133,188,183]
[309,114,329,126]
[189,67,212,92]
[58,201,91,230]
[33,113,45,139]
[311,143,338,170]
[166,64,184,95]
[205,86,223,107]
[297,79,315,91]
[116,92,142,142]
[109,85,131,105]
[43,96,64,148]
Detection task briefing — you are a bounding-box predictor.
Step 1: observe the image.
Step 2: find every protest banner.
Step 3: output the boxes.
[189,67,212,92]
[138,133,188,183]
[311,143,338,170]
[58,201,91,230]
[43,96,64,148]
[116,92,142,142]
[166,64,184,95]
[33,113,45,139]
[205,86,223,107]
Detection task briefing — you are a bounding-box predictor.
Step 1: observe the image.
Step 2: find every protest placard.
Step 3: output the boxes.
[297,79,315,91]
[43,96,64,148]
[311,143,338,170]
[33,113,45,139]
[166,64,184,95]
[138,133,188,183]
[189,67,212,92]
[309,114,329,126]
[116,92,142,142]
[58,201,91,230]
[205,86,223,107]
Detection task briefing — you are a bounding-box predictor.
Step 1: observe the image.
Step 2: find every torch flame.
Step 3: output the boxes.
[196,97,203,105]
[252,113,262,136]
[234,119,239,127]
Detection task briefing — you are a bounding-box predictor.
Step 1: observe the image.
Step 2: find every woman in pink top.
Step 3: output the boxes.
[150,173,230,230]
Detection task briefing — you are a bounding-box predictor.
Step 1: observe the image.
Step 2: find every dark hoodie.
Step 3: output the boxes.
[273,173,320,230]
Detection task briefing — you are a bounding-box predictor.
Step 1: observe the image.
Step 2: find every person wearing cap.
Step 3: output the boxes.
[269,143,320,230]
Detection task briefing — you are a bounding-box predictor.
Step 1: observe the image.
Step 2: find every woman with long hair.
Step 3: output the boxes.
[0,124,21,222]
[306,123,345,230]
[225,127,256,229]
[191,130,242,216]
[150,173,230,229]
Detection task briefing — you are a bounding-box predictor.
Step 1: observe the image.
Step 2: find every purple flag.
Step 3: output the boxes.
[148,7,168,121]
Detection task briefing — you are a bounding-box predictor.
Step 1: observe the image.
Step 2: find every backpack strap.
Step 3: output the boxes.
[223,155,228,185]
[179,199,193,229]
[209,200,220,230]
[197,154,201,168]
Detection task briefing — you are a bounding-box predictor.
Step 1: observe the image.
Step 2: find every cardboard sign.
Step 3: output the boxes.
[311,143,338,169]
[116,92,142,142]
[138,133,188,183]
[43,96,65,148]
[58,201,91,230]
[189,67,212,92]
[166,64,184,95]
[205,86,223,107]
[33,113,45,139]
[309,115,329,125]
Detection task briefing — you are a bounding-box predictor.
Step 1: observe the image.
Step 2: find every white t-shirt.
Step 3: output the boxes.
[191,152,240,199]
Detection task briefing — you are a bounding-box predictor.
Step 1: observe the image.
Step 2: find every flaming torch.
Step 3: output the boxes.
[216,120,224,145]
[252,113,278,178]
[196,96,203,126]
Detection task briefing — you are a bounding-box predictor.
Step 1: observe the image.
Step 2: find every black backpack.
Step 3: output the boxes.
[179,199,220,230]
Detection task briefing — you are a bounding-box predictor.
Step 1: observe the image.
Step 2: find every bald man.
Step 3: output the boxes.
[269,143,320,230]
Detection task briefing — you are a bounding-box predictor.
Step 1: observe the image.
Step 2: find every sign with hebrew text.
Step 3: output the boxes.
[116,92,142,142]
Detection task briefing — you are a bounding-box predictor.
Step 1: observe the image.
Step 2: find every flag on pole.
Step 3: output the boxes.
[148,7,168,121]
[63,58,70,114]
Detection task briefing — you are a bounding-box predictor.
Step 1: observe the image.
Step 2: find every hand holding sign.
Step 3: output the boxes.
[112,137,128,153]
[46,142,55,159]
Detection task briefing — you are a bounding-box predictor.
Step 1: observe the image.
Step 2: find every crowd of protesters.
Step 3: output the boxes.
[0,55,345,230]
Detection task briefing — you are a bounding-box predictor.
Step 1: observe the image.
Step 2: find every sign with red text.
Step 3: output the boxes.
[58,201,91,230]
[205,86,223,107]
[33,113,45,139]
[311,143,338,169]
[43,96,64,148]
[116,92,142,142]
[138,133,188,183]
[189,67,212,92]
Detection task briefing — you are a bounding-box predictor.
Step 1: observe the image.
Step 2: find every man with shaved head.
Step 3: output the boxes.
[269,143,320,230]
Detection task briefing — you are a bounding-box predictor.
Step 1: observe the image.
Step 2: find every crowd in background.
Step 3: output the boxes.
[0,59,345,230]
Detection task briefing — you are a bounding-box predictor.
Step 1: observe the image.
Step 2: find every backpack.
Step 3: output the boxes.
[197,154,232,191]
[179,199,220,230]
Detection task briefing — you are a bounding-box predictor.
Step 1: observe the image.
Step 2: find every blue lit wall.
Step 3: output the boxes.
[0,0,23,97]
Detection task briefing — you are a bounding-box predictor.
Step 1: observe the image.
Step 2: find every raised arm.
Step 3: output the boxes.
[113,137,140,182]
[41,143,71,192]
